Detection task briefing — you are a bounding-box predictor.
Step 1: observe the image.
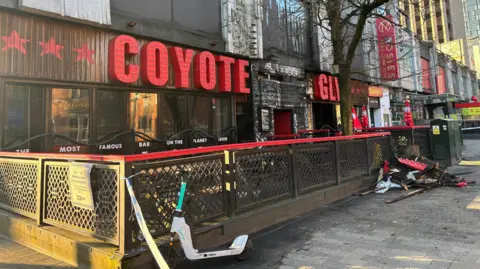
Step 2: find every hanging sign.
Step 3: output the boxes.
[368,86,383,97]
[69,163,95,210]
[376,15,400,80]
[462,107,480,116]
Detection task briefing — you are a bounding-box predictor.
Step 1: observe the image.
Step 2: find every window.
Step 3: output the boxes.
[2,85,44,150]
[3,85,29,147]
[437,67,447,94]
[51,88,90,144]
[128,92,157,140]
[421,59,432,90]
[214,98,232,139]
[163,95,187,139]
[97,90,127,141]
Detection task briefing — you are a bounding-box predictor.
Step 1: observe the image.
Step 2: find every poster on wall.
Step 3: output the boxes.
[69,163,95,210]
[260,108,270,132]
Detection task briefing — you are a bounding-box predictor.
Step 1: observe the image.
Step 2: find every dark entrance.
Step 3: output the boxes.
[312,102,336,130]
[274,110,292,135]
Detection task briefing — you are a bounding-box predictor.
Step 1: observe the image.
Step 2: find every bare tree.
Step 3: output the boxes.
[309,0,392,135]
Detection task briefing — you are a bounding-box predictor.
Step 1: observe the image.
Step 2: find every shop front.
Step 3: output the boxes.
[368,86,391,127]
[309,73,341,132]
[0,10,250,154]
[249,62,308,141]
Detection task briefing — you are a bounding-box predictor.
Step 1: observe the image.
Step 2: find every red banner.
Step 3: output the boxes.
[376,15,399,80]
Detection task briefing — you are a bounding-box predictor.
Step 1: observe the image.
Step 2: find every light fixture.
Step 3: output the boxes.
[127,21,137,27]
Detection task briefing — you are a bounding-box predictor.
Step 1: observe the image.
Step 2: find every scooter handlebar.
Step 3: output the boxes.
[177,167,191,183]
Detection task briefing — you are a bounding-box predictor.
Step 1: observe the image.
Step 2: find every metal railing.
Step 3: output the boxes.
[362,126,432,157]
[0,132,391,255]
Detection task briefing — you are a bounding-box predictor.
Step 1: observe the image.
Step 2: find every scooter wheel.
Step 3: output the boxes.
[235,239,253,261]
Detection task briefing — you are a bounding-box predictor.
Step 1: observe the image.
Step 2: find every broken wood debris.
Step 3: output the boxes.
[357,152,476,203]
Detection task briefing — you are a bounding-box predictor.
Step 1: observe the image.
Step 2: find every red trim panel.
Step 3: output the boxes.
[455,102,480,108]
[124,132,391,162]
[0,132,391,163]
[363,126,429,131]
[298,129,330,133]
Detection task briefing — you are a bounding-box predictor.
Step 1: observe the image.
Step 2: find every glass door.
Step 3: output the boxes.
[96,90,128,154]
[50,88,90,153]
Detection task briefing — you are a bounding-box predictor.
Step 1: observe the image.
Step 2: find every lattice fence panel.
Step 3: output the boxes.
[295,143,336,193]
[44,163,119,244]
[368,137,390,173]
[413,129,432,157]
[0,159,38,218]
[390,131,413,156]
[339,140,367,181]
[133,155,225,238]
[235,148,292,211]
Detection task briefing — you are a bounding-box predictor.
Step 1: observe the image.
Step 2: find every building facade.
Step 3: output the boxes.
[463,0,480,37]
[0,2,252,154]
[0,0,478,153]
[400,0,466,43]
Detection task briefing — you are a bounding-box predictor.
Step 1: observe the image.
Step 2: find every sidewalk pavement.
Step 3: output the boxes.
[0,236,74,269]
[178,140,480,269]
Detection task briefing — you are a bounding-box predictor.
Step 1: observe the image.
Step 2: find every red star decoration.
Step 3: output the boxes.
[73,43,95,64]
[2,30,29,54]
[39,37,64,59]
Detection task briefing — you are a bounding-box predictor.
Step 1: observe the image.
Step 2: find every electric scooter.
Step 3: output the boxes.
[165,168,253,267]
[124,168,253,269]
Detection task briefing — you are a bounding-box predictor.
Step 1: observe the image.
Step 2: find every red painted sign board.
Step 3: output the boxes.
[108,35,250,94]
[313,73,340,102]
[376,15,399,81]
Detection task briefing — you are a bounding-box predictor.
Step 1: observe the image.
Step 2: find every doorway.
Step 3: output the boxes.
[312,103,335,130]
[274,110,292,135]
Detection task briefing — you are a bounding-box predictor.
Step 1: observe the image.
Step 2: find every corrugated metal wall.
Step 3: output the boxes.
[0,10,227,92]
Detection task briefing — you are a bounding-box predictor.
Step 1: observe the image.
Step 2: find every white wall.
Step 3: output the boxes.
[19,0,111,24]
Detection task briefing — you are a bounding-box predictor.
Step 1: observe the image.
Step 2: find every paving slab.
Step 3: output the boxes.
[0,236,75,269]
[174,140,480,269]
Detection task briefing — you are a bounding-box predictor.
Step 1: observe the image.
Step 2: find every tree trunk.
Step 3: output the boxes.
[338,67,352,135]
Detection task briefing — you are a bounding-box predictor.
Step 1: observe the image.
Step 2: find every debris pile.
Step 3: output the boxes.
[355,151,476,203]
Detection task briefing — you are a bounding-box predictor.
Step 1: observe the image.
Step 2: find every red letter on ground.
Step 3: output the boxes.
[216,55,235,92]
[233,59,250,94]
[170,47,194,88]
[140,41,169,86]
[194,51,217,91]
[108,35,139,83]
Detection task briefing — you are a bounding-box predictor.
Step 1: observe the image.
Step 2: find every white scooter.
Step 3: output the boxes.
[124,168,253,269]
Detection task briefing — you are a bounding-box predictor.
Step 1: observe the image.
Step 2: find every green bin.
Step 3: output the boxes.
[430,119,462,166]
